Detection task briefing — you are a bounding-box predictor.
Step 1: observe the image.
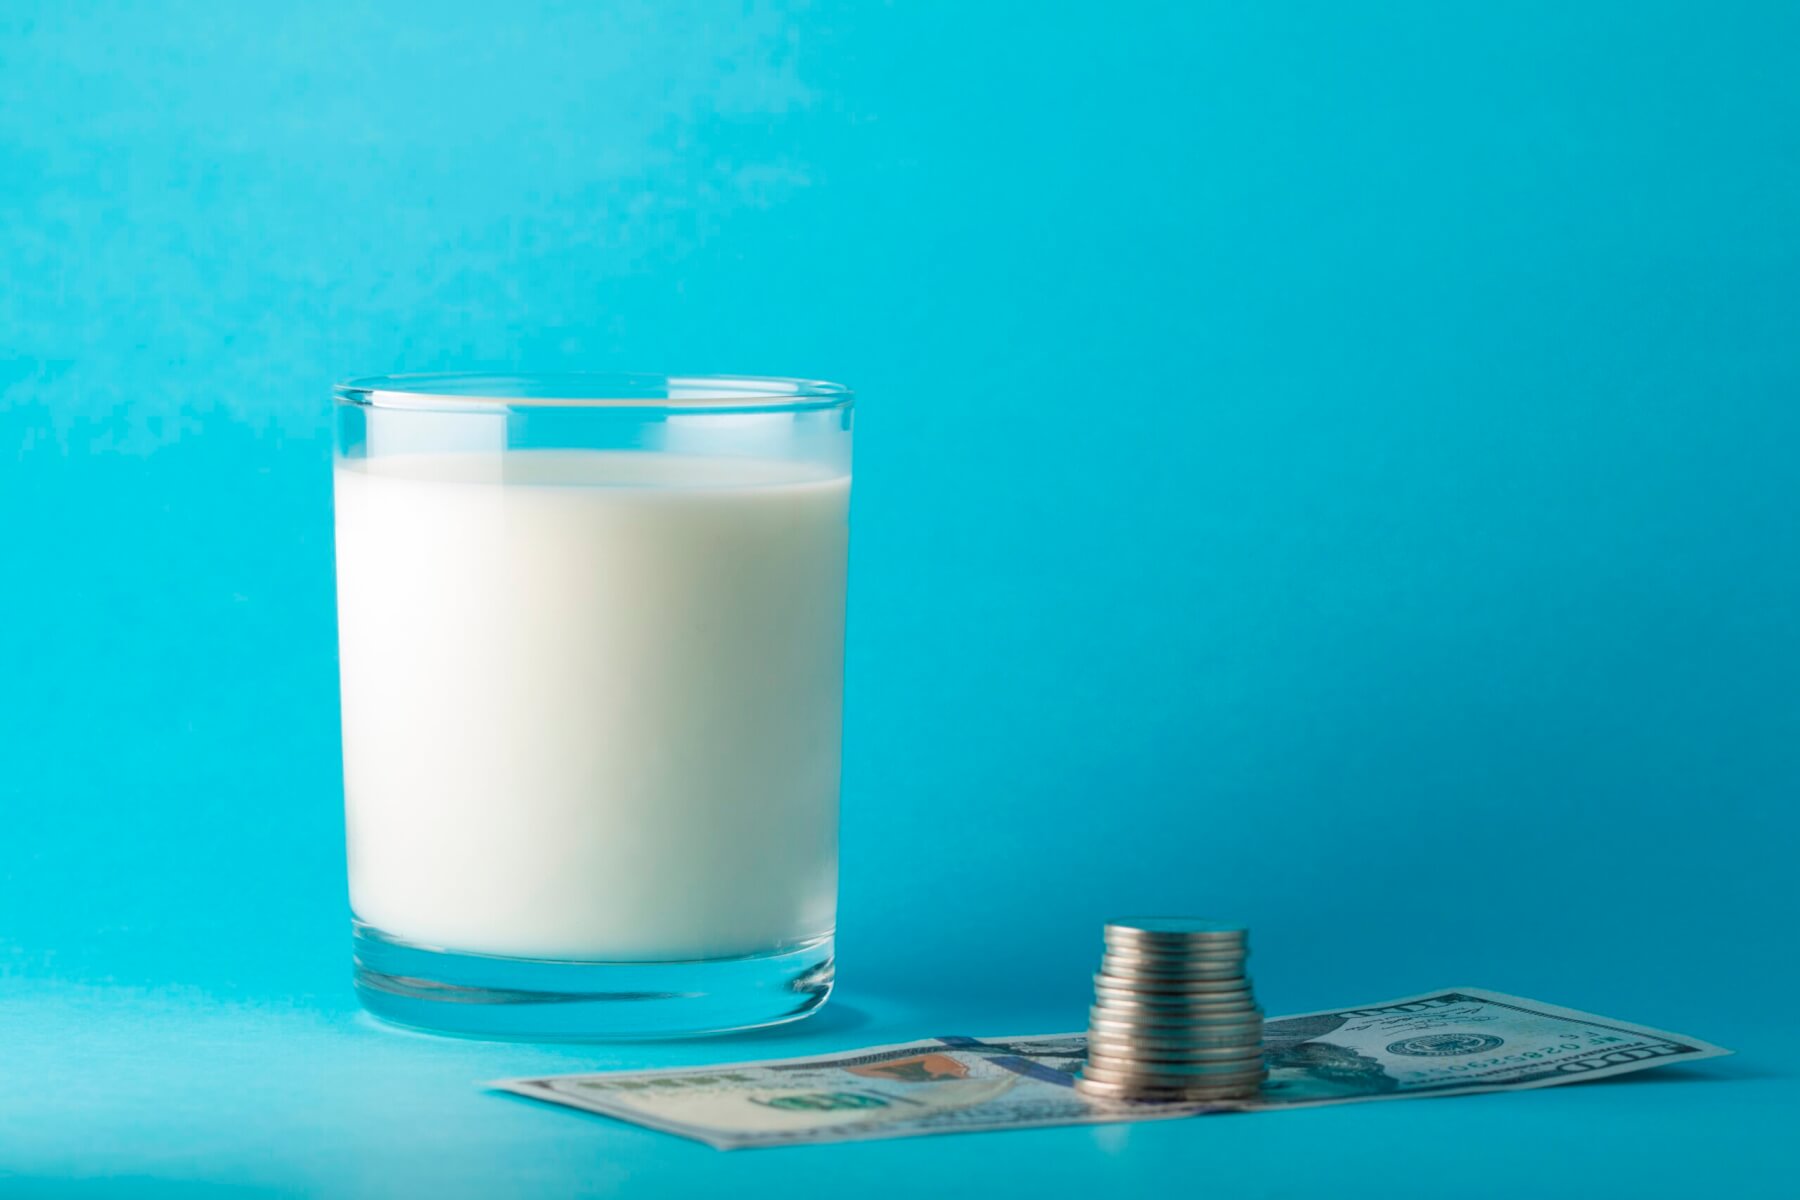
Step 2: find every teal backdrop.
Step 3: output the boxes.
[2,2,1795,1195]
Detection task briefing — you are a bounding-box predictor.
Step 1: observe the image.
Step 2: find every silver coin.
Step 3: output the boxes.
[1080,1063,1268,1089]
[1087,993,1260,1014]
[1075,1077,1263,1103]
[1100,963,1247,981]
[1094,988,1253,1007]
[1086,1042,1263,1064]
[1099,956,1247,979]
[1090,1032,1260,1045]
[1087,1023,1263,1040]
[1103,935,1248,952]
[1085,1036,1264,1059]
[1090,1023,1263,1043]
[1083,1051,1268,1074]
[1082,1078,1267,1099]
[1086,1033,1262,1051]
[1101,949,1248,970]
[1105,937,1246,951]
[1080,1007,1267,1029]
[1085,1052,1266,1076]
[1094,972,1251,995]
[1101,958,1248,976]
[1104,918,1248,948]
[1101,928,1245,942]
[1082,1065,1265,1089]
[1103,935,1248,954]
[1101,971,1245,993]
[1092,984,1256,1001]
[1094,975,1254,993]
[1103,944,1249,964]
[1092,998,1258,1018]
[1081,1081,1263,1101]
[1093,983,1253,1005]
[1103,940,1249,961]
[1075,1090,1255,1107]
[1093,983,1256,1000]
[1087,1027,1264,1047]
[1088,1009,1264,1034]
[1089,1003,1264,1022]
[1086,1047,1264,1068]
[1085,1051,1262,1072]
[1080,1062,1267,1087]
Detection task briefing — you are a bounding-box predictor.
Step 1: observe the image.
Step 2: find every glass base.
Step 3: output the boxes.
[351,922,834,1040]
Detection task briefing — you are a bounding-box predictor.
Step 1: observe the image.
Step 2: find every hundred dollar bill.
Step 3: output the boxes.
[493,986,1729,1149]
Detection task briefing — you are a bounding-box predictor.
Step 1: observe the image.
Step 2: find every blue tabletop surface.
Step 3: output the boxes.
[3,3,1797,1195]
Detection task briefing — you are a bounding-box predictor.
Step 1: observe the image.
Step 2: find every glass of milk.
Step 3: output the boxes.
[332,374,852,1038]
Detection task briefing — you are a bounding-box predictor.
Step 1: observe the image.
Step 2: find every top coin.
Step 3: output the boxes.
[1105,918,1248,946]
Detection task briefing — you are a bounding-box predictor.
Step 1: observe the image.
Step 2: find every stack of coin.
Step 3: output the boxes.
[1075,918,1266,1103]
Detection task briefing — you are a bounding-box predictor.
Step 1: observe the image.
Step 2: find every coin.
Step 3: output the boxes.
[1087,1031,1262,1049]
[1082,1052,1268,1075]
[1079,1065,1268,1092]
[1102,955,1247,972]
[1085,1039,1264,1058]
[1086,1047,1263,1067]
[1086,1043,1262,1064]
[1087,1029,1263,1049]
[1093,988,1254,1008]
[1082,1066,1264,1089]
[1086,1037,1263,1058]
[1104,918,1248,947]
[1080,1065,1267,1093]
[1101,964,1246,982]
[1085,1052,1265,1076]
[1099,956,1247,979]
[1088,1009,1264,1034]
[1104,935,1247,951]
[1105,917,1247,938]
[1104,938,1248,958]
[1094,982,1256,999]
[1075,1079,1263,1104]
[1099,970,1246,986]
[1094,973,1251,995]
[1092,998,1257,1018]
[1085,917,1271,1104]
[1101,949,1248,969]
[1085,1051,1262,1071]
[1080,1043,1267,1057]
[1089,1002,1263,1020]
[1091,996,1261,1016]
[1093,993,1255,1011]
[1092,998,1257,1016]
[1080,1029,1267,1043]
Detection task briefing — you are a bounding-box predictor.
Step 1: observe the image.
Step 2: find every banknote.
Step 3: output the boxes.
[494,986,1729,1149]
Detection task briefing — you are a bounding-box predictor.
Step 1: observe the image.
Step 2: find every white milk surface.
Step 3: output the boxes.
[333,451,848,961]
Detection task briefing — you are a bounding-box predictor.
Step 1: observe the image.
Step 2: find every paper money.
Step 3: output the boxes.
[494,986,1729,1149]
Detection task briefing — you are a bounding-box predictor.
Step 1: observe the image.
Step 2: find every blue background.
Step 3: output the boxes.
[3,2,1796,1195]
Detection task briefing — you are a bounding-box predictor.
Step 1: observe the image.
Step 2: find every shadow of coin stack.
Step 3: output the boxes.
[1076,918,1266,1103]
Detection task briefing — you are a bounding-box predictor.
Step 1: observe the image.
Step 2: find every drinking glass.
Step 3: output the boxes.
[333,373,852,1037]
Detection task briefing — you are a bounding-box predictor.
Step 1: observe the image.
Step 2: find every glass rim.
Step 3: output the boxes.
[334,372,853,413]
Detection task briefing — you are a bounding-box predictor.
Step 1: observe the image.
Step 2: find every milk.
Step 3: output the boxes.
[333,451,849,961]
